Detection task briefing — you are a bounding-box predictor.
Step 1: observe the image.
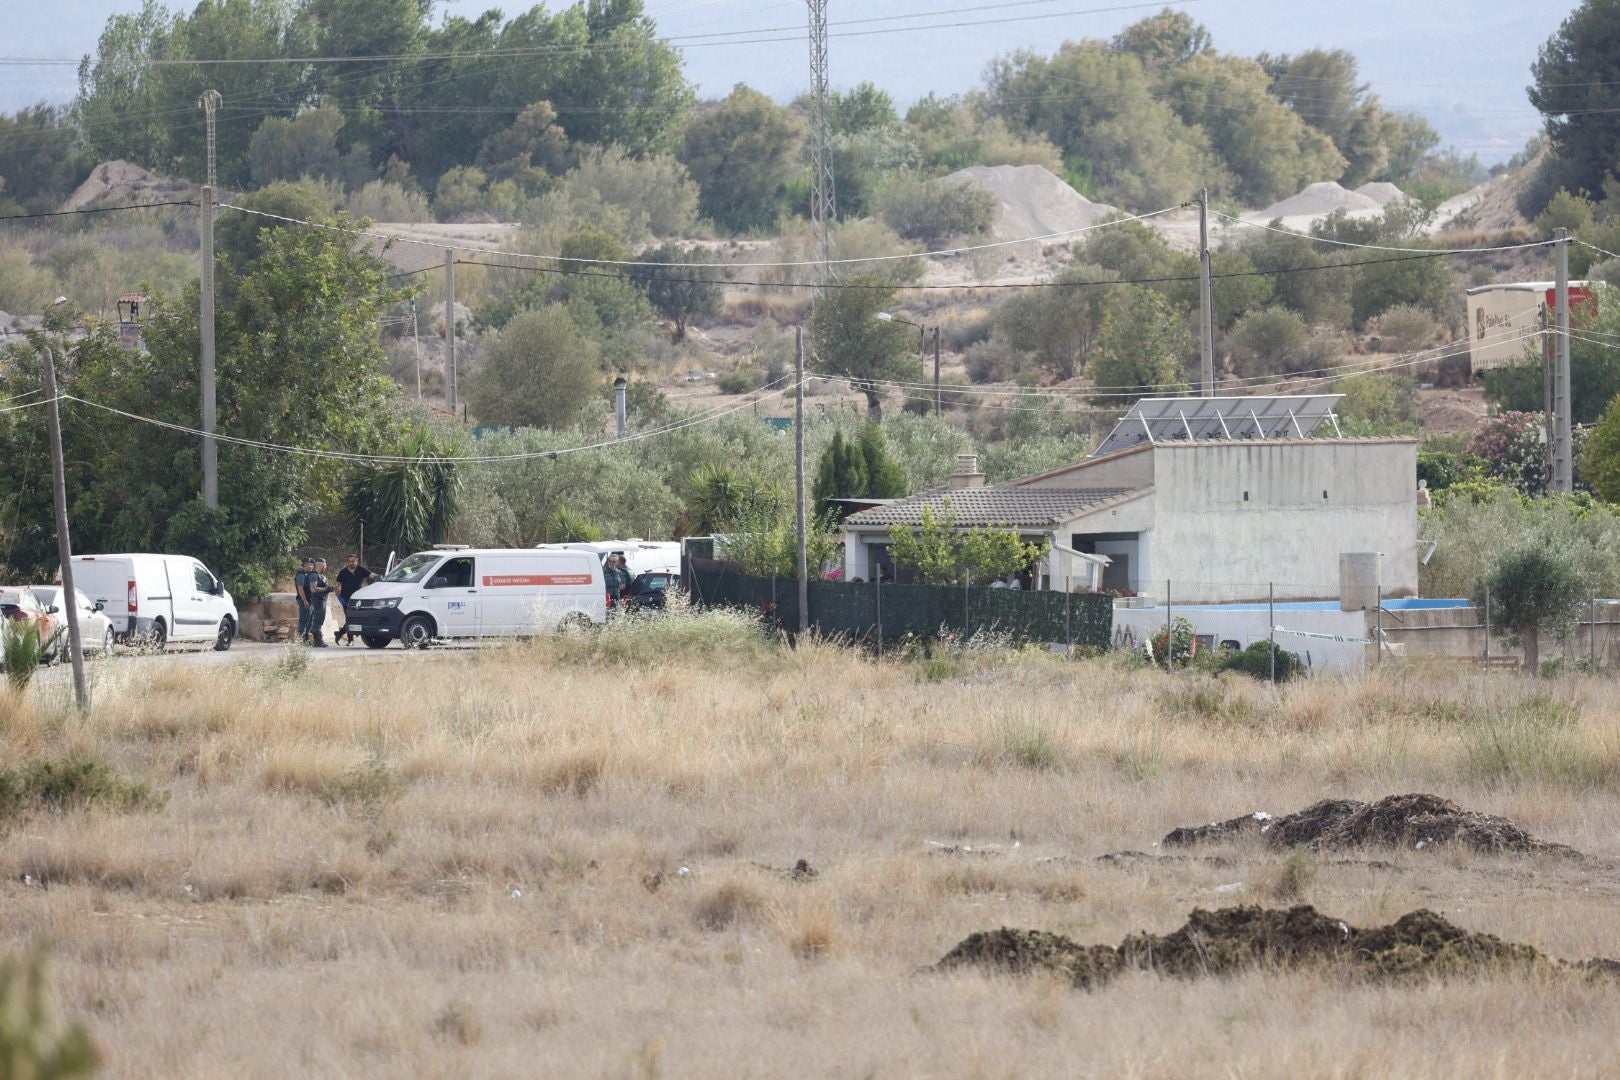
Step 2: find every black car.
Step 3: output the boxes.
[624,571,679,610]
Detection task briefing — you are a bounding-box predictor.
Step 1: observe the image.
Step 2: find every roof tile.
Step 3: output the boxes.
[843,486,1137,529]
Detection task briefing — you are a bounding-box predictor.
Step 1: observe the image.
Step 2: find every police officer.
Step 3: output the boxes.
[295,556,315,643]
[603,552,632,609]
[307,557,334,647]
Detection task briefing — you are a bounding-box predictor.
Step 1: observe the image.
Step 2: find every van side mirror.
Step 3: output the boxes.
[428,576,448,589]
[46,606,59,615]
[213,581,225,596]
[93,600,105,611]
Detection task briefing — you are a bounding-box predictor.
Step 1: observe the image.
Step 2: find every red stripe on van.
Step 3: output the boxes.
[482,574,593,587]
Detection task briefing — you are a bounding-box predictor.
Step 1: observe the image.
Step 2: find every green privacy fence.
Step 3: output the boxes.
[684,560,1113,648]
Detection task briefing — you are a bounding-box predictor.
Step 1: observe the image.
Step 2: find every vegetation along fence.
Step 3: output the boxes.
[685,560,1113,649]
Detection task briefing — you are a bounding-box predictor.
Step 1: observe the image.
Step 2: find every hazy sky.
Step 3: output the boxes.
[4,0,1573,164]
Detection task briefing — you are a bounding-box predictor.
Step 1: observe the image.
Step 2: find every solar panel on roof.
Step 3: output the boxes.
[1088,395,1344,458]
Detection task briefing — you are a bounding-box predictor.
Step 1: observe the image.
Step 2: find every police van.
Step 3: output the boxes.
[343,546,606,648]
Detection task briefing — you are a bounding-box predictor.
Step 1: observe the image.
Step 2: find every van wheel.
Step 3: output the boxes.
[556,612,594,635]
[213,617,234,651]
[361,633,391,649]
[400,615,435,648]
[101,626,116,654]
[146,620,167,651]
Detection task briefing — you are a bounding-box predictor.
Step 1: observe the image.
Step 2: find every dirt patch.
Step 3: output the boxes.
[936,904,1611,989]
[1163,794,1578,857]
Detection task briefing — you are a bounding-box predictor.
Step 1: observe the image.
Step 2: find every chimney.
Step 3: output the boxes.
[949,453,985,489]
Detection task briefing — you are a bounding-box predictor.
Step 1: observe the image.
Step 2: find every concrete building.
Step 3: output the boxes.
[841,400,1421,604]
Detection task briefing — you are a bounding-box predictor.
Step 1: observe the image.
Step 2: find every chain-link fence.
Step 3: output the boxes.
[685,559,1112,649]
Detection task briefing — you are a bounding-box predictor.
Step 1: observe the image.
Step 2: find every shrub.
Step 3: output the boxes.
[345,180,431,223]
[1376,304,1440,352]
[0,756,161,823]
[716,368,762,395]
[875,175,997,247]
[1218,640,1303,682]
[1226,306,1309,377]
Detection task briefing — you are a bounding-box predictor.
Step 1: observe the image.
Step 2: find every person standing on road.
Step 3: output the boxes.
[334,553,372,646]
[603,552,632,610]
[307,557,333,647]
[295,556,315,644]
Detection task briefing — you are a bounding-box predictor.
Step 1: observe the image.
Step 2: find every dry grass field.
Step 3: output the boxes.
[3,610,1620,1078]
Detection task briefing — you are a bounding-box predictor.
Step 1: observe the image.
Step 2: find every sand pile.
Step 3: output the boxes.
[936,905,1615,988]
[943,164,1120,246]
[1355,182,1408,207]
[1246,181,1382,225]
[60,160,197,213]
[1162,794,1577,856]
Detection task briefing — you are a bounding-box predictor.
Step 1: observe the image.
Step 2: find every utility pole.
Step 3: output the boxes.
[613,376,628,439]
[199,89,221,509]
[807,0,835,289]
[1197,188,1214,397]
[932,326,942,416]
[410,299,422,399]
[445,249,457,413]
[42,299,88,711]
[1553,227,1573,494]
[795,326,809,635]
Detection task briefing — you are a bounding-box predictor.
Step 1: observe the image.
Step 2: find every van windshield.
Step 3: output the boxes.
[382,552,441,584]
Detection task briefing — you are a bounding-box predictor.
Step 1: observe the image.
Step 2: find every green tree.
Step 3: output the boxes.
[247,104,355,187]
[1529,0,1620,198]
[994,263,1114,379]
[477,100,571,194]
[680,85,805,233]
[1474,544,1586,670]
[1088,286,1193,404]
[1349,245,1454,327]
[0,105,91,212]
[1581,393,1620,502]
[830,81,899,135]
[887,501,1049,585]
[465,306,600,429]
[1226,305,1309,377]
[342,425,463,553]
[875,176,996,248]
[631,242,723,342]
[1260,48,1390,186]
[1110,9,1210,70]
[807,277,918,421]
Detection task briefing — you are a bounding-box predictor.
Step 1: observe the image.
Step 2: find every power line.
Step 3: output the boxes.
[1213,212,1559,256]
[0,199,197,221]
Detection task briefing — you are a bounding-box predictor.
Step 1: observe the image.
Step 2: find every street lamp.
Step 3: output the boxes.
[876,311,942,416]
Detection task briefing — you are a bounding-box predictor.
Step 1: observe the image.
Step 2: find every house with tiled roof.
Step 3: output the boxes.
[841,406,1422,603]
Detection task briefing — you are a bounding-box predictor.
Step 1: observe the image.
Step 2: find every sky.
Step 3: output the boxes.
[2,0,1576,164]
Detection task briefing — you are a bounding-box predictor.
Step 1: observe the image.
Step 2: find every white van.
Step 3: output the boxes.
[536,540,681,577]
[65,553,239,650]
[345,547,606,648]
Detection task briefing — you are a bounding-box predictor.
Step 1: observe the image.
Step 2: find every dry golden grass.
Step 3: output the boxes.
[3,628,1620,1077]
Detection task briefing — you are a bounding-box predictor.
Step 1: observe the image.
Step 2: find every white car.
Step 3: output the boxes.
[30,586,117,658]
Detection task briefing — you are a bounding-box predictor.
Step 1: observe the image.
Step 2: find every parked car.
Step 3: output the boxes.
[30,586,117,658]
[345,546,607,647]
[0,587,61,664]
[65,554,238,650]
[624,571,679,611]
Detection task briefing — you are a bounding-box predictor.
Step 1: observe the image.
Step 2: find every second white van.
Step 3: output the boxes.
[344,547,606,647]
[65,553,238,650]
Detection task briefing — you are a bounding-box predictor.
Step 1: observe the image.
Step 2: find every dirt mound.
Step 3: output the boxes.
[1162,794,1577,857]
[936,905,1609,989]
[943,164,1120,245]
[60,160,198,213]
[1355,182,1408,207]
[1250,181,1382,221]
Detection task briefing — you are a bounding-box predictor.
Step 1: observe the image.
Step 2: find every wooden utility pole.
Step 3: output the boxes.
[42,301,88,710]
[1552,228,1573,493]
[199,90,221,509]
[932,326,941,416]
[445,249,457,412]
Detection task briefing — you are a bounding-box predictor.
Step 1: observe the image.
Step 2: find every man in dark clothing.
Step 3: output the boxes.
[334,553,372,645]
[307,557,333,647]
[294,557,314,643]
[603,552,632,609]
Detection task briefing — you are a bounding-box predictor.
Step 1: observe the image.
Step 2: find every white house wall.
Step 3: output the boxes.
[1145,441,1418,603]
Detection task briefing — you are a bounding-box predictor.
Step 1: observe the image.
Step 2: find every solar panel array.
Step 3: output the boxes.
[1089,395,1345,458]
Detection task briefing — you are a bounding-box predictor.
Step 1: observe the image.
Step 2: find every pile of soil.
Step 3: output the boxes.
[1355,182,1409,207]
[943,164,1120,245]
[1241,181,1383,231]
[935,905,1610,989]
[60,160,197,212]
[1162,794,1578,857]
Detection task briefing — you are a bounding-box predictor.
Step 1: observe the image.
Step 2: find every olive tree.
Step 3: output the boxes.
[1473,544,1585,671]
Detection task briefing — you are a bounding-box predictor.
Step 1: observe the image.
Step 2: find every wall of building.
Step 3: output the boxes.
[1144,441,1419,603]
[1017,446,1154,490]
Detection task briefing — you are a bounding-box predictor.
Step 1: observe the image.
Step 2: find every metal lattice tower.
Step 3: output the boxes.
[199,90,221,188]
[807,0,835,287]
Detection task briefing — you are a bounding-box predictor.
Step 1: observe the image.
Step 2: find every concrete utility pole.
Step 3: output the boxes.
[1553,227,1573,494]
[613,375,628,439]
[199,89,221,509]
[795,326,809,634]
[43,299,88,711]
[1197,188,1214,397]
[445,249,457,413]
[932,325,942,416]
